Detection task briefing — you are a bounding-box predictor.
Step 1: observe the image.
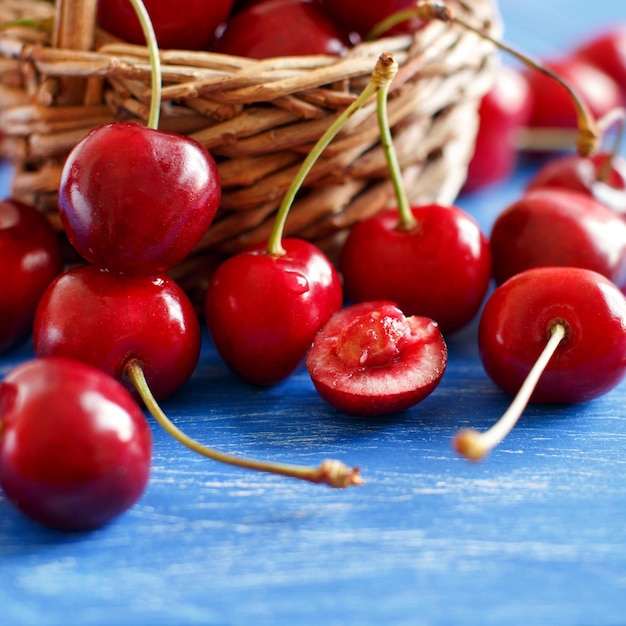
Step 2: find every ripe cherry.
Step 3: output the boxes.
[0,198,63,354]
[454,267,626,460]
[489,187,626,290]
[0,357,151,530]
[306,301,447,416]
[97,0,234,51]
[213,0,349,58]
[58,121,221,276]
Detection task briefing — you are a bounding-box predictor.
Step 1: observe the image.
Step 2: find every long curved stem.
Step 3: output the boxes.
[128,0,162,129]
[125,360,363,488]
[266,53,399,256]
[453,323,566,461]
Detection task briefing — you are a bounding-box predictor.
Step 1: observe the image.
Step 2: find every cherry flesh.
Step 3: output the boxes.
[338,204,492,335]
[213,0,349,58]
[33,265,201,401]
[463,64,533,193]
[525,152,626,216]
[205,237,343,386]
[489,187,626,290]
[0,199,63,354]
[306,300,447,416]
[0,357,151,530]
[478,266,626,404]
[97,0,234,51]
[58,121,221,276]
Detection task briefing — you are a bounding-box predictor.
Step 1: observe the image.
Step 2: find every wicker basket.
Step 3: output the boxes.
[0,0,500,287]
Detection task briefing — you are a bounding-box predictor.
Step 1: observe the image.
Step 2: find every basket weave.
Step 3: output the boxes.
[0,0,500,282]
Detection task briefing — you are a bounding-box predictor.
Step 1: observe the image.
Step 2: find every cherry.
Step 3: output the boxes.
[454,267,626,461]
[0,357,151,530]
[463,63,533,193]
[306,301,447,416]
[58,121,221,276]
[525,151,626,216]
[489,187,626,291]
[0,198,63,354]
[205,54,398,385]
[97,0,234,51]
[33,265,202,402]
[213,0,350,58]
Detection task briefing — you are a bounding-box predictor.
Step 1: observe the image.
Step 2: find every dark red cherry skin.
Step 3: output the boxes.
[489,187,626,290]
[338,205,492,335]
[306,300,447,416]
[525,152,626,217]
[463,64,532,193]
[0,357,151,530]
[478,267,626,404]
[524,57,622,131]
[97,0,234,51]
[0,199,63,354]
[58,122,221,276]
[205,238,343,386]
[574,26,626,100]
[213,0,349,58]
[33,265,201,401]
[322,0,424,39]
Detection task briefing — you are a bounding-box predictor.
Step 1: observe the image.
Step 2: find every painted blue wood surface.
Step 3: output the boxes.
[2,2,626,625]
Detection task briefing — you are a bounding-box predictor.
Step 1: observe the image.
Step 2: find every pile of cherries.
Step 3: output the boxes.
[2,1,626,531]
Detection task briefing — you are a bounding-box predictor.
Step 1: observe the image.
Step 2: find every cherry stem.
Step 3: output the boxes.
[128,0,162,129]
[368,1,600,157]
[266,53,399,257]
[125,359,364,488]
[453,322,566,462]
[0,17,54,32]
[375,57,416,231]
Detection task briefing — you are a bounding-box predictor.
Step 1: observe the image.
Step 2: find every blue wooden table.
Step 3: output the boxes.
[3,2,626,625]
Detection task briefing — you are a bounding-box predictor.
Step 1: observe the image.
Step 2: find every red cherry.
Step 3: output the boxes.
[463,64,533,193]
[478,267,626,404]
[0,357,151,530]
[213,0,349,58]
[205,238,343,385]
[33,265,201,401]
[97,0,234,51]
[58,121,220,276]
[574,26,626,100]
[525,152,626,216]
[489,187,626,290]
[306,300,447,416]
[339,204,492,335]
[524,56,623,131]
[0,199,63,354]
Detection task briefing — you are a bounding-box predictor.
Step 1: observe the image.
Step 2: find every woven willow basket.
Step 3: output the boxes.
[0,0,500,289]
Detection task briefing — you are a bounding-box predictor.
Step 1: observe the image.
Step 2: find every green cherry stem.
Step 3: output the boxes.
[453,322,567,462]
[266,52,399,257]
[375,54,416,231]
[128,0,162,129]
[125,359,364,488]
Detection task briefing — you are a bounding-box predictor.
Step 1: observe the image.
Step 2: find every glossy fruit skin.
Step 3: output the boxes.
[306,300,447,416]
[58,122,221,276]
[478,267,626,403]
[213,0,349,58]
[0,357,151,530]
[205,238,343,386]
[33,265,201,401]
[524,57,622,130]
[97,0,234,51]
[489,187,626,290]
[525,152,626,216]
[0,199,64,354]
[338,205,492,335]
[463,64,532,193]
[322,0,424,39]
